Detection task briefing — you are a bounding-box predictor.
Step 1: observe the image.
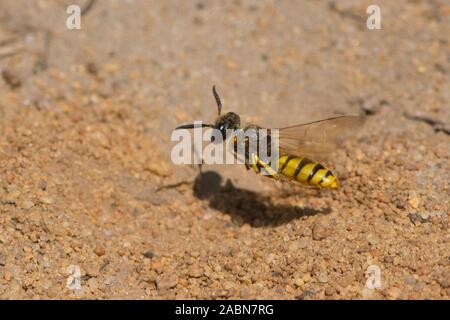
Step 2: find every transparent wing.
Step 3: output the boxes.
[277,115,365,158]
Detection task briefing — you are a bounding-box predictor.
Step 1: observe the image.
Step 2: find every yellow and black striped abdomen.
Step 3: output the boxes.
[277,155,339,189]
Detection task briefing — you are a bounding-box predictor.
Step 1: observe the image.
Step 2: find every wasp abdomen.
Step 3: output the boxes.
[278,155,339,189]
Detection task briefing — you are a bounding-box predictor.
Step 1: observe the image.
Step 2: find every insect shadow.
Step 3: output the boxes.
[193,170,331,227]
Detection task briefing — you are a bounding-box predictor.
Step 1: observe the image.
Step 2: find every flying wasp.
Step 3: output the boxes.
[175,86,365,189]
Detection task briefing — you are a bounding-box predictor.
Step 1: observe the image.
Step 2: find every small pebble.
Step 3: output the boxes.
[412,153,423,162]
[325,286,335,296]
[38,180,47,191]
[4,271,12,282]
[408,197,420,209]
[104,277,113,285]
[156,275,178,290]
[20,199,35,210]
[377,193,391,204]
[298,238,308,249]
[84,264,99,277]
[312,221,328,240]
[404,275,417,286]
[42,280,53,290]
[222,281,234,291]
[39,196,53,205]
[302,273,312,283]
[188,266,203,278]
[318,273,328,283]
[1,69,21,88]
[367,233,380,245]
[294,278,304,287]
[87,278,99,290]
[384,170,400,183]
[143,250,154,259]
[385,287,402,299]
[437,276,450,289]
[94,245,106,257]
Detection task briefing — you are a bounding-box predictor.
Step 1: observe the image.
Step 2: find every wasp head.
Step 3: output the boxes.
[212,112,241,143]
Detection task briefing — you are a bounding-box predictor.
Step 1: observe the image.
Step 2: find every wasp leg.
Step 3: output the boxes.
[250,153,261,173]
[253,154,279,180]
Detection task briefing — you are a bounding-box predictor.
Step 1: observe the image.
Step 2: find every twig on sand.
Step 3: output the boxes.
[33,29,52,73]
[81,0,97,16]
[155,180,193,192]
[404,112,450,135]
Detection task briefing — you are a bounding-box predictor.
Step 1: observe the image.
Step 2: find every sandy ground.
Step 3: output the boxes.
[0,0,449,299]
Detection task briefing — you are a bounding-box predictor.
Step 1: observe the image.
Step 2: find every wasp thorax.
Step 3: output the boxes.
[212,112,241,143]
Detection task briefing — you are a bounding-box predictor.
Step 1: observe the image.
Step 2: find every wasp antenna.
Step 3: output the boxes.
[175,123,213,130]
[212,85,222,116]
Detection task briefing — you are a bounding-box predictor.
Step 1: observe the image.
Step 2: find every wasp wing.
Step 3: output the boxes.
[277,115,365,158]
